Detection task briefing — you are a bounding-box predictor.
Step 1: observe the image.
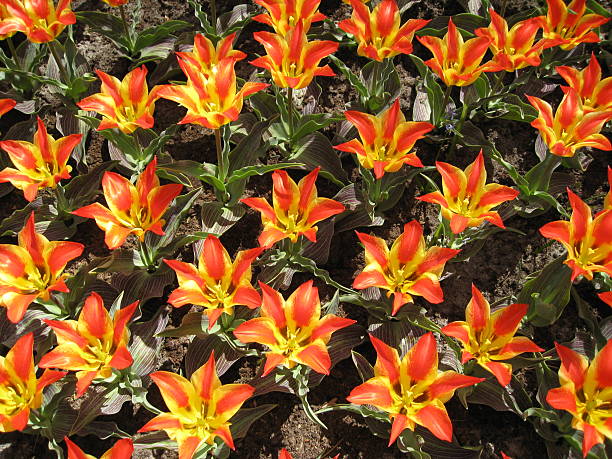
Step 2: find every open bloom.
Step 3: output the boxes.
[417,150,519,234]
[253,0,326,35]
[0,333,66,432]
[334,99,433,179]
[0,213,83,323]
[251,21,338,89]
[176,33,246,79]
[353,221,460,315]
[39,292,138,397]
[65,437,133,459]
[241,167,345,247]
[442,285,542,386]
[234,281,356,376]
[339,0,429,61]
[418,18,497,87]
[0,0,76,43]
[540,188,612,281]
[546,341,612,457]
[78,66,157,134]
[0,117,82,202]
[527,88,612,157]
[538,0,609,50]
[73,157,183,250]
[0,98,16,117]
[138,352,254,458]
[557,53,612,113]
[164,236,263,328]
[347,333,484,445]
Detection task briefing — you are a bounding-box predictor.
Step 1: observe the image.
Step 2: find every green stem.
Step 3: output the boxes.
[440,84,452,124]
[119,5,133,50]
[492,72,505,95]
[287,87,294,148]
[138,238,154,270]
[211,0,217,30]
[214,128,225,180]
[47,41,70,84]
[7,37,20,67]
[447,101,469,161]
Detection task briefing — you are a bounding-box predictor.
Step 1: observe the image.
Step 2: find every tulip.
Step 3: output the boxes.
[39,292,138,397]
[0,333,66,432]
[338,0,429,61]
[241,167,345,247]
[442,285,542,386]
[0,117,82,202]
[77,66,158,134]
[72,157,183,250]
[0,6,16,40]
[0,98,16,117]
[334,99,433,179]
[253,0,326,36]
[418,18,498,87]
[101,0,129,6]
[598,292,612,308]
[417,150,519,234]
[347,333,484,445]
[234,281,356,376]
[138,352,254,458]
[527,88,612,158]
[176,33,246,79]
[353,220,460,315]
[65,437,133,459]
[556,53,612,113]
[540,188,612,281]
[0,0,76,43]
[0,213,83,323]
[538,0,609,50]
[164,235,263,329]
[250,21,338,90]
[546,341,612,457]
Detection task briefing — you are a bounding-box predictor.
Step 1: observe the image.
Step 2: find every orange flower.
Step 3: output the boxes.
[546,341,612,457]
[0,333,66,432]
[334,99,433,178]
[250,21,338,89]
[241,167,345,247]
[0,117,82,201]
[0,5,16,40]
[101,0,129,6]
[73,157,183,250]
[598,292,612,308]
[417,150,519,234]
[540,188,612,281]
[39,292,138,397]
[253,0,326,35]
[347,333,484,445]
[353,221,459,315]
[0,213,83,323]
[0,0,76,43]
[78,66,157,134]
[442,285,542,386]
[175,33,246,79]
[527,88,612,157]
[138,352,254,458]
[338,0,429,61]
[234,281,355,376]
[0,98,16,118]
[556,53,612,113]
[164,235,263,329]
[417,18,497,87]
[65,437,133,459]
[538,0,609,50]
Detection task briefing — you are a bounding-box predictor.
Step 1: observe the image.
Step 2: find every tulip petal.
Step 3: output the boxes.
[428,371,485,399]
[415,404,453,442]
[297,342,331,375]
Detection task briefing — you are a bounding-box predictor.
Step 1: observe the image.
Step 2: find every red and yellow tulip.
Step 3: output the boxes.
[101,0,129,6]
[138,352,254,458]
[65,437,133,459]
[0,98,16,117]
[0,5,16,40]
[556,53,612,114]
[164,235,263,329]
[0,117,82,202]
[540,188,612,281]
[347,333,484,445]
[546,341,612,457]
[241,167,345,247]
[417,150,519,234]
[334,99,433,179]
[538,0,609,50]
[0,0,76,43]
[0,333,65,432]
[72,157,183,250]
[338,0,429,61]
[234,280,355,376]
[77,66,157,134]
[250,21,338,89]
[527,88,612,158]
[0,213,83,323]
[176,33,246,80]
[39,292,139,397]
[418,18,497,87]
[442,285,542,386]
[353,221,460,315]
[253,0,326,36]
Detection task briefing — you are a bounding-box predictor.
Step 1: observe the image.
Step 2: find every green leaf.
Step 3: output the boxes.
[289,254,354,294]
[409,55,445,125]
[201,201,245,235]
[184,333,243,378]
[134,21,190,51]
[291,132,348,185]
[328,55,368,98]
[64,161,118,210]
[229,404,276,440]
[226,162,299,185]
[352,350,374,382]
[130,310,170,377]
